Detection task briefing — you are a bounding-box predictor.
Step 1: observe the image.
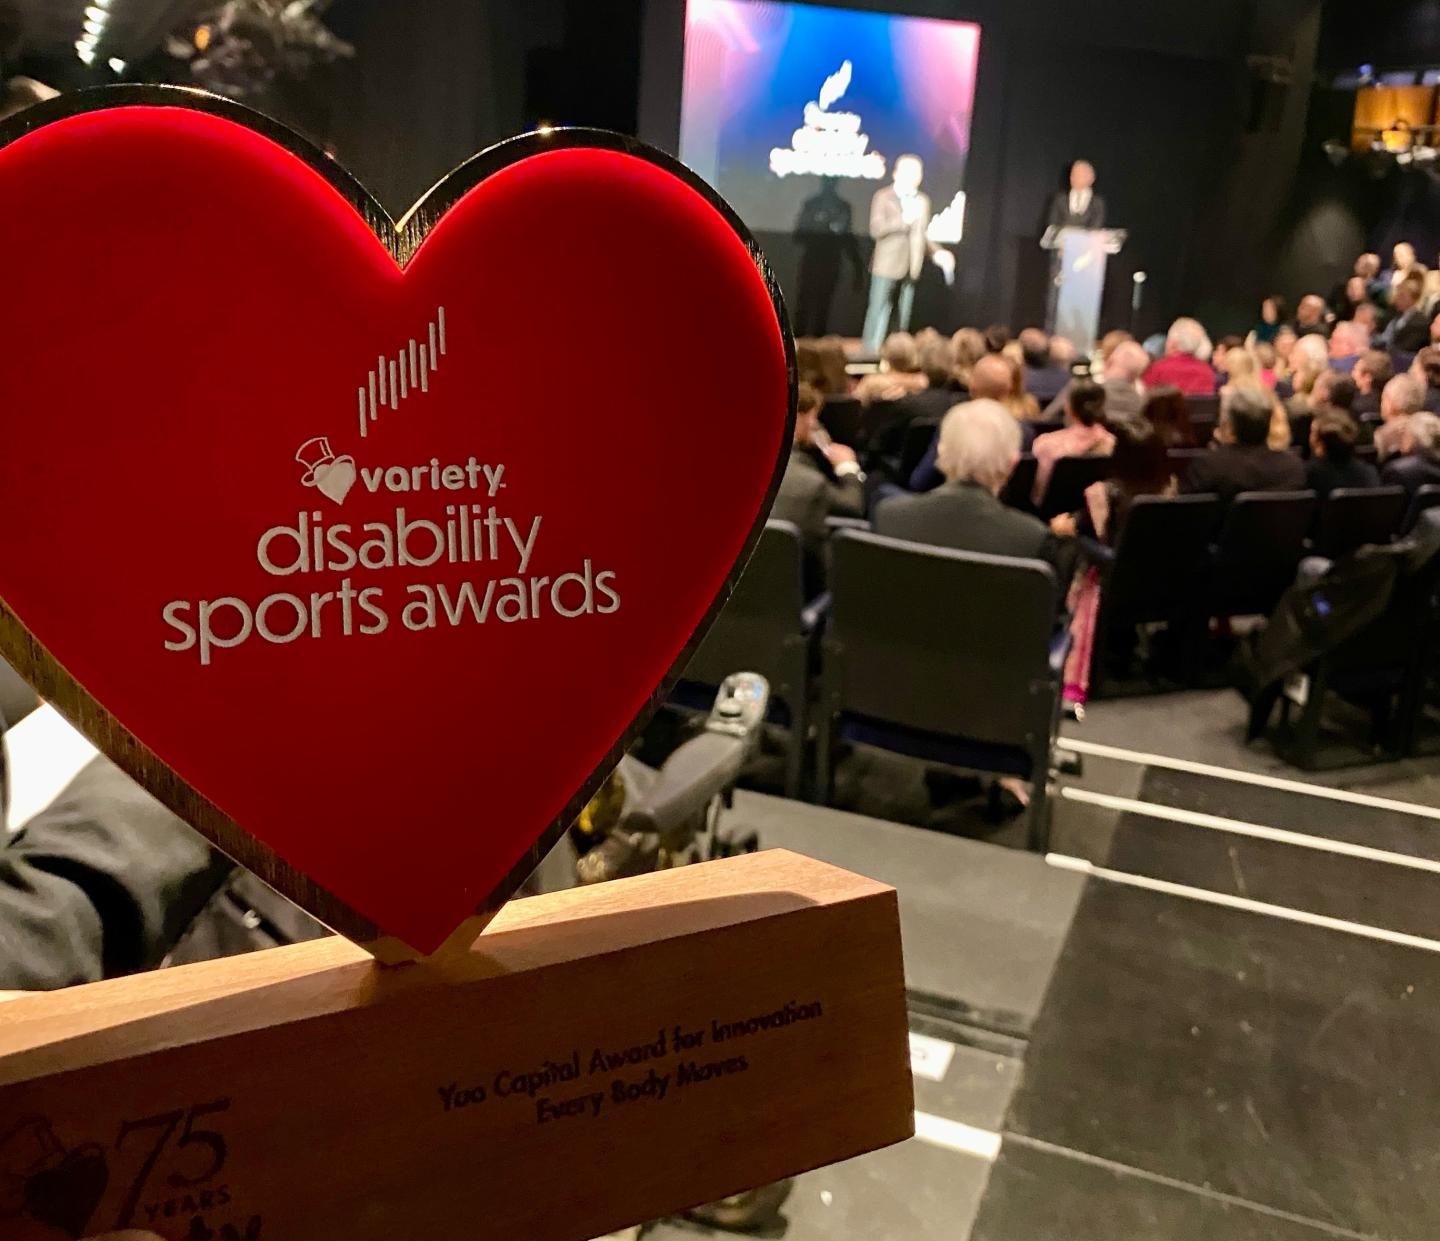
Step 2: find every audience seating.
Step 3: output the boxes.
[1404,483,1440,532]
[1312,487,1407,559]
[998,455,1039,513]
[1167,447,1208,485]
[1087,494,1223,694]
[817,530,1065,848]
[678,519,817,797]
[1271,512,1440,768]
[1037,454,1112,520]
[900,419,940,484]
[1206,491,1318,618]
[820,395,864,448]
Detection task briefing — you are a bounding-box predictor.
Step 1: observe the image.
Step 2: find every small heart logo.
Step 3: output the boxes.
[0,89,793,954]
[312,457,357,505]
[23,1144,107,1239]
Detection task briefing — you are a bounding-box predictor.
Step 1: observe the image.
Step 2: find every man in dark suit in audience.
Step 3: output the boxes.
[1305,407,1379,497]
[1351,349,1393,418]
[1380,278,1430,353]
[1182,385,1306,502]
[1381,410,1440,498]
[1019,328,1071,403]
[773,383,865,593]
[875,399,1065,573]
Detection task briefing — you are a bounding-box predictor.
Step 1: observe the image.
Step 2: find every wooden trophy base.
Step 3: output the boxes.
[0,850,912,1241]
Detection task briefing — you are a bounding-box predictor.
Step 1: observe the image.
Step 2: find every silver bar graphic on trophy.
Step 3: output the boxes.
[368,371,377,421]
[389,359,398,409]
[358,387,367,437]
[377,355,386,405]
[438,305,447,355]
[419,343,429,391]
[409,339,418,388]
[429,321,438,370]
[398,351,408,400]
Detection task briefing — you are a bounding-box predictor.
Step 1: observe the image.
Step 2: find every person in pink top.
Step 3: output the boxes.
[1143,317,1218,395]
[1031,378,1115,503]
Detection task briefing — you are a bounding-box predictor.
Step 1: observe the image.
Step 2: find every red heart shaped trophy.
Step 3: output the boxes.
[0,88,794,956]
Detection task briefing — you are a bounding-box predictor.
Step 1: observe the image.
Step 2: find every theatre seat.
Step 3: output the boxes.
[1404,483,1440,532]
[1037,454,1112,520]
[678,519,817,798]
[820,395,863,449]
[999,455,1039,513]
[1312,486,1406,559]
[899,418,940,485]
[1088,493,1222,695]
[817,530,1064,848]
[1205,490,1317,619]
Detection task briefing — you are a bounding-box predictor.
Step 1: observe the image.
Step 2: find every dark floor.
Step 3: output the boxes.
[643,689,1440,1241]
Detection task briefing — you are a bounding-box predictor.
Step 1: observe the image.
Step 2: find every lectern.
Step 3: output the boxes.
[1041,225,1128,352]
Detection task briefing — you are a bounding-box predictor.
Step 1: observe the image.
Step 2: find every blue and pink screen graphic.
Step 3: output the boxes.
[680,0,981,238]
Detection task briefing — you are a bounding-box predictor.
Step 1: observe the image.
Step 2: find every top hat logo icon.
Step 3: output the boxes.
[296,436,357,505]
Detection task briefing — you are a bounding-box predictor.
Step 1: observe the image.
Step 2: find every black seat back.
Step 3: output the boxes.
[1211,490,1318,616]
[683,520,807,703]
[900,419,940,483]
[1038,454,1112,519]
[1314,486,1407,558]
[1166,447,1208,486]
[827,531,1057,748]
[1105,494,1223,623]
[820,395,863,448]
[999,455,1039,513]
[1404,483,1440,532]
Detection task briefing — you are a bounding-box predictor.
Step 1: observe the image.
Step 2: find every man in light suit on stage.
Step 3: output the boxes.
[1048,159,1106,230]
[862,154,952,352]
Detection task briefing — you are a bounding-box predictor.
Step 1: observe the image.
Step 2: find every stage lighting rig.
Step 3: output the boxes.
[166,0,353,98]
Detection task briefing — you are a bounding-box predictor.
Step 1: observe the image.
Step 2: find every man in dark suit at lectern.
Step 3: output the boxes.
[1047,160,1106,231]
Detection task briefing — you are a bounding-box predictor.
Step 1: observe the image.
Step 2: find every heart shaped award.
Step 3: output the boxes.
[0,88,911,1241]
[0,86,796,957]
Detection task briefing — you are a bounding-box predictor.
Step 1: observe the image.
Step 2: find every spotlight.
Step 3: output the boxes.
[75,42,96,63]
[107,57,127,73]
[83,4,108,19]
[1132,271,1147,284]
[82,17,105,35]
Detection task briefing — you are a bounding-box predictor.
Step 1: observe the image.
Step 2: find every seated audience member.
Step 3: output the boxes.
[796,336,850,396]
[999,351,1041,426]
[1331,275,1370,322]
[908,353,1014,491]
[1143,384,1197,448]
[895,333,960,422]
[855,331,927,404]
[1274,324,1298,369]
[950,326,985,391]
[1254,341,1279,388]
[1050,335,1078,371]
[1220,346,1261,393]
[1183,384,1306,501]
[1384,241,1418,295]
[1431,308,1440,346]
[1144,317,1217,395]
[1305,408,1379,496]
[875,399,1062,570]
[1282,333,1329,409]
[983,324,1011,354]
[1380,277,1430,352]
[1374,372,1426,462]
[1328,320,1367,371]
[1044,339,1148,422]
[1048,416,1175,704]
[773,383,864,592]
[1353,301,1380,341]
[1253,295,1287,345]
[1409,345,1440,413]
[1031,379,1114,503]
[1212,334,1245,378]
[1019,327,1070,402]
[1293,293,1329,337]
[1351,349,1393,418]
[1380,410,1440,497]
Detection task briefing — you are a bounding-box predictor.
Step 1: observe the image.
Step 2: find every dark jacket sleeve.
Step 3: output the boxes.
[1091,194,1107,229]
[0,757,234,990]
[826,472,866,519]
[908,432,945,492]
